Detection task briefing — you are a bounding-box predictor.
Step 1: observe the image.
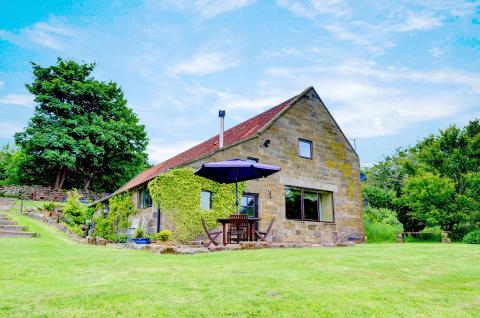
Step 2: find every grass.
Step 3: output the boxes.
[364,221,403,243]
[1,211,479,317]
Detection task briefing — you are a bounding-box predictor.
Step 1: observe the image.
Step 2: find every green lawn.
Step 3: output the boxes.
[1,212,479,318]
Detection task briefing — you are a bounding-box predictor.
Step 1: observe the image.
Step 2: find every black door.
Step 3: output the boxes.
[240,193,258,218]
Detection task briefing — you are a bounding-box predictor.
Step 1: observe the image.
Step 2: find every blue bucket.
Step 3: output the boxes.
[132,238,151,244]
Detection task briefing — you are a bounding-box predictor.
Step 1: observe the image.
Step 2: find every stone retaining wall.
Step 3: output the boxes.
[0,185,107,202]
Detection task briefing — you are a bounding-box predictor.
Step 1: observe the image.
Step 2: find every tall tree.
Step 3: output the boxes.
[15,58,148,191]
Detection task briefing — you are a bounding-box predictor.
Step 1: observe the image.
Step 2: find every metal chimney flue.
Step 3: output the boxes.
[219,110,225,149]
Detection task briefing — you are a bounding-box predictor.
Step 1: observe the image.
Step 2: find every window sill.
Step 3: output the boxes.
[286,218,335,224]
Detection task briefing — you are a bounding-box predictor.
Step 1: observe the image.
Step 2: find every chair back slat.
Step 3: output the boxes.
[229,214,248,227]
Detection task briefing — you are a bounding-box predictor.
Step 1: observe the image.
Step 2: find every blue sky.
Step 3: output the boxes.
[0,0,479,166]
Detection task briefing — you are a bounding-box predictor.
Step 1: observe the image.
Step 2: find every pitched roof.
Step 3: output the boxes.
[107,91,301,198]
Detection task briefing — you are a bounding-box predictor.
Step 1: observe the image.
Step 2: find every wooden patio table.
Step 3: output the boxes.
[217,217,260,245]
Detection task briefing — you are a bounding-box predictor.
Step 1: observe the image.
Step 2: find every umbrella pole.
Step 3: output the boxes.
[235,168,239,214]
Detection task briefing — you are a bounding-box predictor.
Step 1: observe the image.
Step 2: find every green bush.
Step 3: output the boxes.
[134,227,145,238]
[363,185,397,210]
[154,230,172,242]
[363,205,401,226]
[63,190,86,226]
[66,224,85,238]
[94,218,115,240]
[463,230,480,244]
[365,221,403,243]
[43,202,59,212]
[109,234,127,243]
[108,193,138,231]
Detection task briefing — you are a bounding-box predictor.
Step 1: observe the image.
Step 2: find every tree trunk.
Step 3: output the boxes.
[84,177,91,192]
[58,169,67,190]
[54,168,62,190]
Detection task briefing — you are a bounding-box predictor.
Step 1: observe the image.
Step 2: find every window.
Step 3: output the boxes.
[201,191,212,210]
[138,188,152,209]
[299,139,312,159]
[285,186,334,222]
[240,193,257,217]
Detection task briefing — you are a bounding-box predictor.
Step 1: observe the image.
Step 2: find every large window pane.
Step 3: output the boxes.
[320,192,334,222]
[285,186,301,219]
[303,191,319,221]
[201,191,212,210]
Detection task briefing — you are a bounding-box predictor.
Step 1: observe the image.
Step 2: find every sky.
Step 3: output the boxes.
[0,0,479,166]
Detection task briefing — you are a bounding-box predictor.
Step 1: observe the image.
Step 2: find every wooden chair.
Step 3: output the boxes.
[201,218,222,249]
[255,218,275,242]
[228,214,249,244]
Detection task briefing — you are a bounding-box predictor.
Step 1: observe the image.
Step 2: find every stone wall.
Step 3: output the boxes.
[0,184,107,202]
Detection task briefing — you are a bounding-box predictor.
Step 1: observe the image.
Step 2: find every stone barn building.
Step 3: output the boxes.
[95,86,364,244]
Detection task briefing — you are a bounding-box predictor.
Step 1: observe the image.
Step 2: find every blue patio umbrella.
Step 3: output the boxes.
[195,159,281,214]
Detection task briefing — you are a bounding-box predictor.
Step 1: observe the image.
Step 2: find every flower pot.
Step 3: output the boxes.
[132,238,150,244]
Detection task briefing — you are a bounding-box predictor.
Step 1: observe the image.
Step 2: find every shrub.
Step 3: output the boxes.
[43,202,58,212]
[364,221,403,243]
[110,234,127,243]
[63,190,86,226]
[363,205,401,226]
[134,227,145,238]
[66,224,85,238]
[363,185,397,210]
[94,217,115,240]
[154,230,172,242]
[85,207,95,220]
[463,230,480,244]
[108,193,138,231]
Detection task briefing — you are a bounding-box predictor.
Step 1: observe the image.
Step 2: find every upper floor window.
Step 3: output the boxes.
[285,186,334,222]
[299,139,312,159]
[201,191,212,210]
[138,188,152,209]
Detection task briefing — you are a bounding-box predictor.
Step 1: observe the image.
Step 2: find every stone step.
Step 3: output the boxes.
[0,219,17,225]
[0,230,38,238]
[0,225,27,231]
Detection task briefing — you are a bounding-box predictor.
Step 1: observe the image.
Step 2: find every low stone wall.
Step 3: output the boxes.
[0,185,107,202]
[22,208,355,254]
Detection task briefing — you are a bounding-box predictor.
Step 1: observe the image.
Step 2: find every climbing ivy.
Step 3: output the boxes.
[148,168,245,242]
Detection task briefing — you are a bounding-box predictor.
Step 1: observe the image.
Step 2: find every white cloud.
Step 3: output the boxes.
[146,0,256,18]
[429,46,449,58]
[169,51,240,77]
[147,139,201,164]
[396,12,443,32]
[0,123,22,138]
[0,94,35,107]
[0,19,75,50]
[264,61,480,139]
[277,0,350,19]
